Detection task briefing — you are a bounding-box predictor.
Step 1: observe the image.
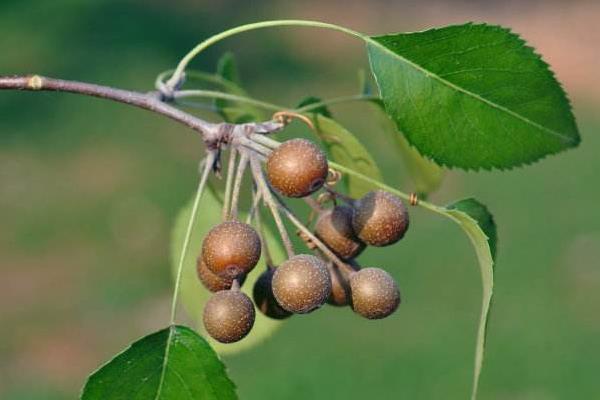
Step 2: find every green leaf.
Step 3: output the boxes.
[441,198,497,400]
[366,23,580,170]
[310,114,383,197]
[170,187,286,355]
[371,103,444,196]
[447,198,497,259]
[81,325,237,400]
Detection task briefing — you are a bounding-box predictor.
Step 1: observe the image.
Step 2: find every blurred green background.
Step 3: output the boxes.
[1,1,599,399]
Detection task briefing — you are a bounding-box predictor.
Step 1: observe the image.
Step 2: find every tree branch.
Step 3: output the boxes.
[0,74,224,145]
[0,74,288,150]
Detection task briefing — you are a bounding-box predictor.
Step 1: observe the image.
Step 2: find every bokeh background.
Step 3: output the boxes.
[1,1,599,399]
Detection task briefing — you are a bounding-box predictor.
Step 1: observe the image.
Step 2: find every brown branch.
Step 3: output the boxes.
[0,74,227,143]
[0,75,287,149]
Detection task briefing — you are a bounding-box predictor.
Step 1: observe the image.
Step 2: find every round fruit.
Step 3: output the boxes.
[253,267,292,320]
[272,254,331,313]
[327,263,352,307]
[315,206,365,259]
[349,267,400,319]
[266,138,328,198]
[202,221,261,279]
[352,190,409,246]
[203,289,255,343]
[196,258,245,292]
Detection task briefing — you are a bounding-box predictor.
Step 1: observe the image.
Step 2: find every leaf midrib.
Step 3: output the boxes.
[153,326,174,400]
[442,205,494,400]
[367,39,577,145]
[152,326,226,400]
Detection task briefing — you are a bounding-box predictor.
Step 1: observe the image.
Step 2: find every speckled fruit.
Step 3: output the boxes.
[203,289,255,343]
[196,258,245,292]
[272,254,331,313]
[352,190,409,246]
[252,267,292,320]
[266,138,328,198]
[350,267,400,319]
[202,221,261,279]
[315,206,365,259]
[327,263,352,307]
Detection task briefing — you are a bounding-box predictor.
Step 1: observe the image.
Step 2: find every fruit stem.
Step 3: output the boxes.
[170,150,217,324]
[249,155,295,259]
[229,150,249,220]
[303,196,323,213]
[323,185,356,206]
[249,133,283,148]
[237,136,272,156]
[270,190,356,275]
[245,184,263,225]
[222,148,237,220]
[252,187,275,268]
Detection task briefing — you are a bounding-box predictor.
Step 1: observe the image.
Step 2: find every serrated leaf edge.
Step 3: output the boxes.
[367,22,580,171]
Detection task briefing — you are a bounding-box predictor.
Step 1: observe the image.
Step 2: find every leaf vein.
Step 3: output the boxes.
[425,39,514,63]
[369,40,576,144]
[438,68,536,78]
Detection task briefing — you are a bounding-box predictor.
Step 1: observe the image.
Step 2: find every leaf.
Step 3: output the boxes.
[447,198,497,259]
[366,23,580,170]
[442,198,497,400]
[170,186,286,355]
[371,103,444,196]
[81,325,237,400]
[309,114,383,197]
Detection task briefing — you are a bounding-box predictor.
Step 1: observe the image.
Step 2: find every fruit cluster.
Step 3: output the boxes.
[197,138,409,343]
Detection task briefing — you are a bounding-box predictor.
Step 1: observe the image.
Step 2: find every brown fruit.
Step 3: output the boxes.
[272,254,331,313]
[327,263,352,307]
[252,267,292,320]
[315,206,365,259]
[202,221,261,279]
[203,289,255,343]
[349,267,400,319]
[352,190,409,246]
[266,138,328,198]
[196,258,245,292]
